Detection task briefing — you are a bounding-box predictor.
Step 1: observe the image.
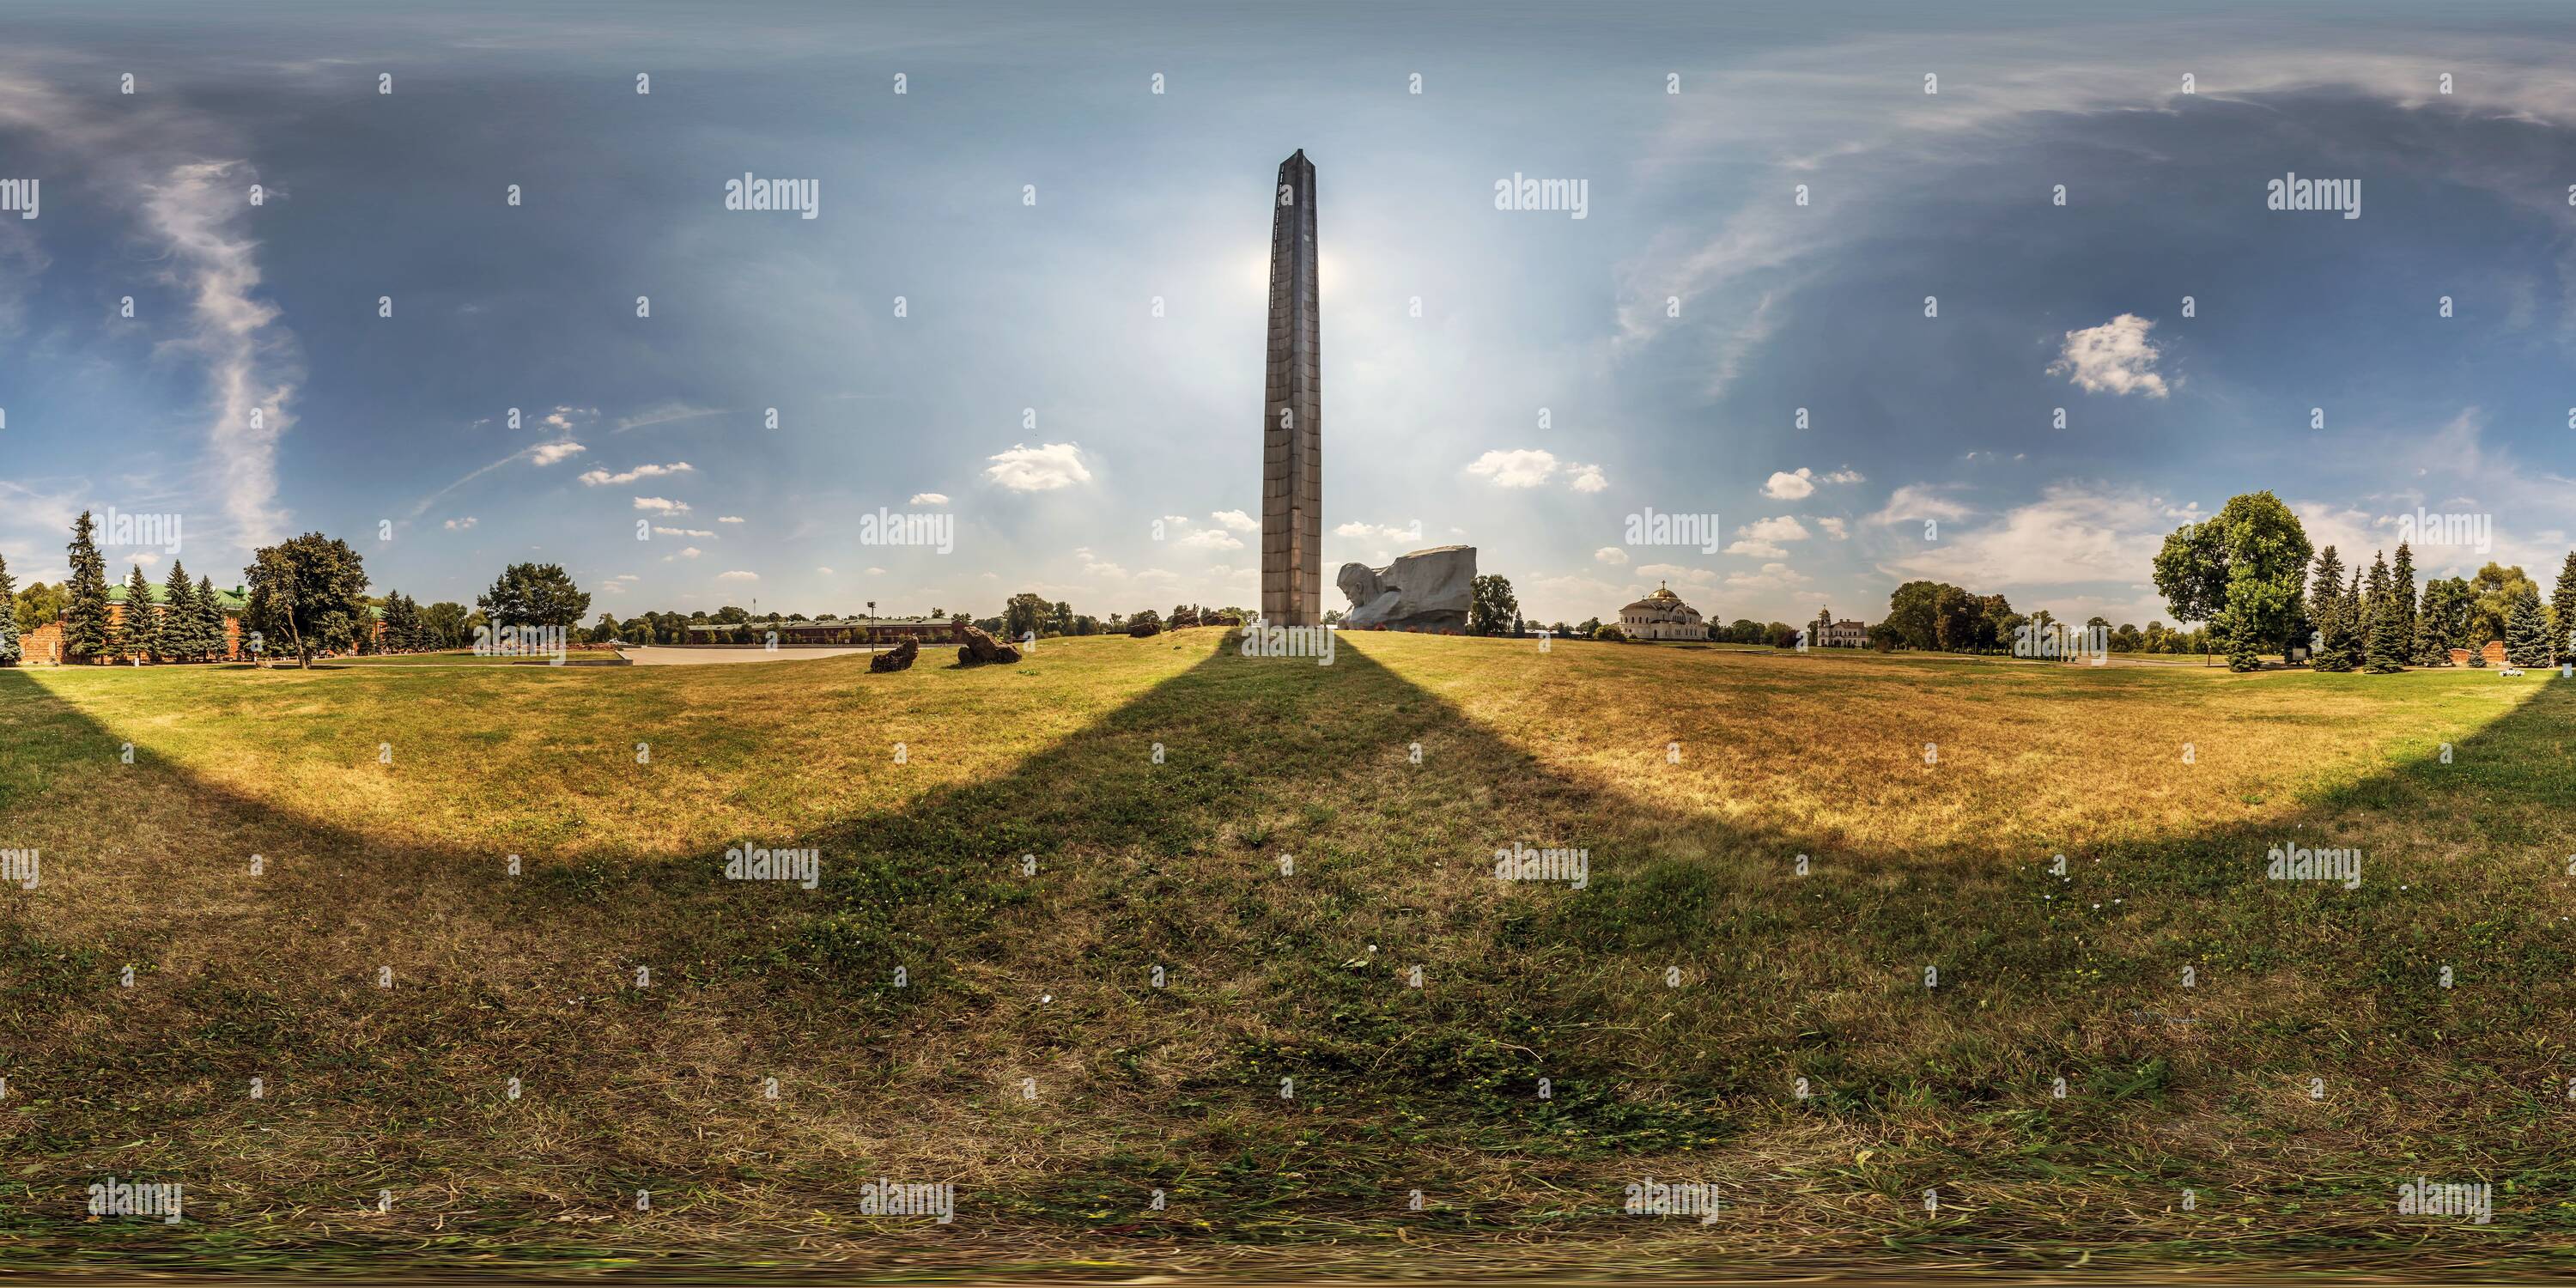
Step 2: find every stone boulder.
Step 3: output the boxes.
[955,623,1023,666]
[868,637,919,673]
[1337,545,1477,631]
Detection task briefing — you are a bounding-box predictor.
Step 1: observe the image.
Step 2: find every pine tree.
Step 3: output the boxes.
[161,560,199,661]
[64,510,112,661]
[2306,547,2350,671]
[2225,611,2264,671]
[121,565,161,662]
[2331,570,2366,671]
[2364,551,2406,672]
[2552,550,2576,665]
[0,553,19,666]
[2506,585,2553,667]
[2391,543,2419,662]
[197,576,229,662]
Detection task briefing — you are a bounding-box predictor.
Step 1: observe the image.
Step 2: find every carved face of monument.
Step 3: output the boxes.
[1336,562,1384,606]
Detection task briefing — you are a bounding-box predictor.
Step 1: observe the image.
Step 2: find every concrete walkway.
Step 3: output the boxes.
[617,645,881,665]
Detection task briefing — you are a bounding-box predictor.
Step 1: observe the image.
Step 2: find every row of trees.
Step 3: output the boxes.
[2154,492,2576,671]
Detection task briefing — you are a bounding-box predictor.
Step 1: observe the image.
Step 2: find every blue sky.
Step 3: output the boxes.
[3,0,2573,628]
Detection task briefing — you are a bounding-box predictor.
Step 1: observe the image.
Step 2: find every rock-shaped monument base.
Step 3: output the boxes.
[869,637,919,672]
[956,623,1023,666]
[1337,545,1477,631]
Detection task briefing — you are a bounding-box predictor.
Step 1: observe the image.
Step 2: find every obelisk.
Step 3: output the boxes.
[1261,149,1321,627]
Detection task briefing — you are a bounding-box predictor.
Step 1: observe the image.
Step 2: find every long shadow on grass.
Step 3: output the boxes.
[2,651,2573,1261]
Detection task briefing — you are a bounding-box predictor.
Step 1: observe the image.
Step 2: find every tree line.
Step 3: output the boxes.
[2154,492,2573,671]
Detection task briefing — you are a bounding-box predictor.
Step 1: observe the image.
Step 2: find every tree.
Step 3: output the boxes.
[2506,585,2553,667]
[1051,600,1074,636]
[421,601,470,651]
[2390,543,2419,662]
[0,555,17,666]
[245,533,372,669]
[1468,574,1518,636]
[2552,550,2576,664]
[2156,492,2312,672]
[161,560,201,661]
[197,576,229,661]
[119,565,159,662]
[1002,592,1048,641]
[2467,562,2535,648]
[2307,546,2352,671]
[64,510,112,662]
[477,562,591,631]
[15,580,66,635]
[1576,617,1602,637]
[2364,551,2406,672]
[1592,623,1627,642]
[2415,577,2471,665]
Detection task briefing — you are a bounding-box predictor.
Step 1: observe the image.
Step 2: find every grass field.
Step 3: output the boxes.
[2,629,2571,1277]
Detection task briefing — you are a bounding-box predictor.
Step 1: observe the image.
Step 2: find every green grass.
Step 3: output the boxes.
[0,631,2570,1276]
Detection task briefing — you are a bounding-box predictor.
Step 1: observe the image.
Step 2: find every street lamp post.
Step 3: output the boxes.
[866,600,877,653]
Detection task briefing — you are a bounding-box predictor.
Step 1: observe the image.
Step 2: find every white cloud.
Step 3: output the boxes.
[1176,528,1243,550]
[578,462,695,486]
[1738,516,1811,542]
[1335,520,1422,544]
[652,526,714,538]
[1212,509,1258,532]
[717,569,759,581]
[1868,484,1976,526]
[1724,540,1787,558]
[1595,547,1629,565]
[538,405,596,431]
[816,566,835,575]
[1823,468,1865,484]
[1466,448,1562,489]
[718,515,745,524]
[1636,562,1719,588]
[1763,470,1817,501]
[672,546,702,558]
[1886,483,2172,589]
[908,493,950,506]
[1162,514,1192,527]
[985,441,1091,492]
[1725,562,1812,592]
[528,441,586,466]
[2050,313,2170,398]
[866,566,887,575]
[632,496,690,513]
[1818,517,1850,539]
[1567,463,1608,493]
[443,516,477,531]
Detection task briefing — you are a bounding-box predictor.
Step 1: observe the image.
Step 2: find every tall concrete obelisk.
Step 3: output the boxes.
[1261,149,1321,627]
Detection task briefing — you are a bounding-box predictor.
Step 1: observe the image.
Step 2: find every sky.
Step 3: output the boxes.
[3,0,2574,629]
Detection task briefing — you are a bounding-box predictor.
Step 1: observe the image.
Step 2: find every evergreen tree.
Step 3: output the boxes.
[64,510,112,661]
[2306,546,2350,671]
[2553,550,2576,665]
[161,560,199,661]
[2224,610,2265,671]
[197,576,229,662]
[2506,585,2553,667]
[2364,551,2406,672]
[2413,577,2458,665]
[120,564,160,662]
[0,554,18,666]
[2390,543,2418,661]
